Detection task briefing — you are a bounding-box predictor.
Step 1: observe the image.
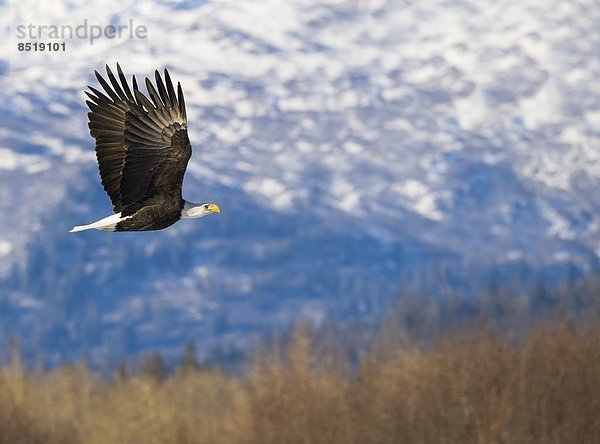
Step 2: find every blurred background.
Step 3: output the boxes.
[0,0,598,370]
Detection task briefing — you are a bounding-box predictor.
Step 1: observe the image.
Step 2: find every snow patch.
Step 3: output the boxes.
[0,240,12,257]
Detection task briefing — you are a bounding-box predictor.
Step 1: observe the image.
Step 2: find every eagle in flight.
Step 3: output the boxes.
[70,64,220,233]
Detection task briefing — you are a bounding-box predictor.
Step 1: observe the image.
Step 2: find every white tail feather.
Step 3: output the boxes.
[69,213,130,233]
[69,225,92,233]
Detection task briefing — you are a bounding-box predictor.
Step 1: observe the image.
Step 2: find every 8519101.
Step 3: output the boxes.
[17,42,66,51]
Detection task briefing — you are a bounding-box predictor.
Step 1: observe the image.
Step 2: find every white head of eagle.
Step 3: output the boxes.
[69,63,220,233]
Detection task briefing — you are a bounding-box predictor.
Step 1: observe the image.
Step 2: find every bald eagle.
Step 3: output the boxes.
[69,64,220,233]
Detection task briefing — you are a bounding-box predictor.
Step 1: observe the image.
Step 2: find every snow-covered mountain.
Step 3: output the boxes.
[0,0,598,365]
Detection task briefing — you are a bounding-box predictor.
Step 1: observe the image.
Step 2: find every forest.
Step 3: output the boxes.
[0,276,598,443]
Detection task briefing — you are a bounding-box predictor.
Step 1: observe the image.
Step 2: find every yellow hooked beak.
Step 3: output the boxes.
[207,203,221,214]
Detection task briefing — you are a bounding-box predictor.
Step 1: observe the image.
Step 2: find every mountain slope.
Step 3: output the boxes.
[0,0,598,364]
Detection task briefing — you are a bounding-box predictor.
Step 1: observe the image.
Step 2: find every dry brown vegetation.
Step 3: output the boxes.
[0,319,599,444]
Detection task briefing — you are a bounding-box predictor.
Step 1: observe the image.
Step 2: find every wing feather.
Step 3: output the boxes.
[94,71,122,103]
[145,77,164,109]
[154,70,172,107]
[164,69,177,105]
[177,82,187,120]
[105,65,129,101]
[117,64,136,102]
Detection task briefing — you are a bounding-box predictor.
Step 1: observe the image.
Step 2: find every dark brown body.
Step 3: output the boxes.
[115,197,184,231]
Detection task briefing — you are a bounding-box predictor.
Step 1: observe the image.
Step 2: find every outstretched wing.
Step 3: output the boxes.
[86,64,190,215]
